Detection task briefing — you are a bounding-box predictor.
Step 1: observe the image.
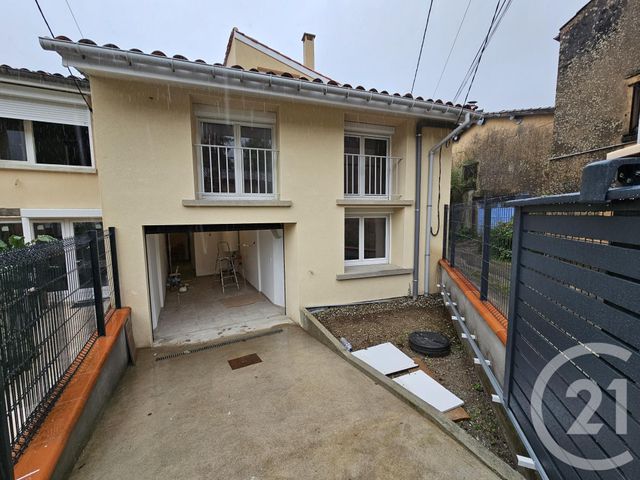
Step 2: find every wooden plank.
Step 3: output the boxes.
[520,249,640,314]
[521,231,640,282]
[519,267,640,348]
[445,406,470,422]
[523,213,640,246]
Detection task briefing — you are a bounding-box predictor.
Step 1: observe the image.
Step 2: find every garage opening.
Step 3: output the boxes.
[144,224,287,345]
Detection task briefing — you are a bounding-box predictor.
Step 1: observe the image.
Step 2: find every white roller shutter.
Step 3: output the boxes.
[0,84,90,126]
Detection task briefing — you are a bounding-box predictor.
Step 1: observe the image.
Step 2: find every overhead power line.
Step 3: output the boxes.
[33,0,92,113]
[453,0,513,105]
[432,0,472,99]
[410,0,435,95]
[65,0,84,38]
[453,0,513,124]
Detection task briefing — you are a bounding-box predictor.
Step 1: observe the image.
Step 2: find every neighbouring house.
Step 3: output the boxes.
[451,107,554,201]
[0,65,104,247]
[36,29,481,348]
[548,0,640,192]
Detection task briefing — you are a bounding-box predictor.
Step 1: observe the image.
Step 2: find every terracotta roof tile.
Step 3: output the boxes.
[42,36,480,112]
[0,63,89,89]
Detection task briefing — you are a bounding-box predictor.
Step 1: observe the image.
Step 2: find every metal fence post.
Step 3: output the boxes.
[480,202,492,301]
[449,206,456,267]
[442,204,449,260]
[89,230,106,336]
[0,370,15,480]
[108,227,122,309]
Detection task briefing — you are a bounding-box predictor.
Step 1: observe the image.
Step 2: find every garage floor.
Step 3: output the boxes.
[70,325,507,479]
[153,275,289,345]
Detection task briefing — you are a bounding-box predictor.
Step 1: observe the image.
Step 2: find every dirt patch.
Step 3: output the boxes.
[314,295,516,468]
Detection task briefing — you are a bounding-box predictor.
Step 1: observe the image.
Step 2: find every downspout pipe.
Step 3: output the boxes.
[423,113,473,294]
[412,120,429,300]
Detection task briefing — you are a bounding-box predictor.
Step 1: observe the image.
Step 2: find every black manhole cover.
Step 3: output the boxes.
[408,331,451,357]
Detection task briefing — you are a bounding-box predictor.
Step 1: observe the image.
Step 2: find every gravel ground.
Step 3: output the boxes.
[313,295,515,468]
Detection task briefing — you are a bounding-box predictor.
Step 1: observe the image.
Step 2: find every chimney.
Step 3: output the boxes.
[301,32,316,70]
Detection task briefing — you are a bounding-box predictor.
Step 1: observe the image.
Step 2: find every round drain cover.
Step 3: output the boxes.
[408,331,451,357]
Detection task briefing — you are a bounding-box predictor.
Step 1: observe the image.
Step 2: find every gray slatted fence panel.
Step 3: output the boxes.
[505,201,640,480]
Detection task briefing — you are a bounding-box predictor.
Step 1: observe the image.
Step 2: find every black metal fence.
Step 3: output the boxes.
[0,228,120,478]
[444,198,515,316]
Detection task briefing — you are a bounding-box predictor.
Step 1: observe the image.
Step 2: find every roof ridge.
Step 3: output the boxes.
[228,28,334,82]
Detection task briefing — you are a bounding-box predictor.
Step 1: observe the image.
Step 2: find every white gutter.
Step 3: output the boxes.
[39,38,482,123]
[424,113,473,293]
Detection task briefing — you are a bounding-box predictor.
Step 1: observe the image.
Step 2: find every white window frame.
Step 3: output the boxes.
[28,216,107,300]
[343,132,391,198]
[0,119,95,172]
[0,219,23,241]
[196,117,277,198]
[344,214,390,266]
[0,84,94,173]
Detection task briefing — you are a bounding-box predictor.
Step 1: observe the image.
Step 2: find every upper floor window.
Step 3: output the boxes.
[0,118,27,161]
[0,117,91,167]
[197,120,276,197]
[344,135,389,197]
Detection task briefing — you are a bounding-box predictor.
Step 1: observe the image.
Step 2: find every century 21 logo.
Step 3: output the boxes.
[530,343,632,471]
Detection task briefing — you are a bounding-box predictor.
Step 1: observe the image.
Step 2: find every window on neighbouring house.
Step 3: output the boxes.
[199,121,275,196]
[629,82,640,138]
[344,215,388,265]
[33,121,91,166]
[0,222,23,244]
[0,117,92,167]
[0,117,27,161]
[462,162,478,190]
[344,135,389,196]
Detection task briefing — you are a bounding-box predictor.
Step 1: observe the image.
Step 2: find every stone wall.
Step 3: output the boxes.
[452,113,554,198]
[549,0,640,192]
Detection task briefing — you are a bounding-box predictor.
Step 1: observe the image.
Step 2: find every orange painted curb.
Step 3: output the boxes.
[439,260,508,345]
[13,308,130,480]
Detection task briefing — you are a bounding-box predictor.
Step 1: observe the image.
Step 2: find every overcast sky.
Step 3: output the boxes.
[4,0,587,112]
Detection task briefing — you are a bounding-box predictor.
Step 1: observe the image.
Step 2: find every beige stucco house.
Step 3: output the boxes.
[0,65,104,249]
[15,29,481,347]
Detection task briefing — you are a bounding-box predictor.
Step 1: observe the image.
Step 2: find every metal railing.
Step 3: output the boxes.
[444,199,515,316]
[0,228,120,477]
[344,154,402,199]
[197,144,278,197]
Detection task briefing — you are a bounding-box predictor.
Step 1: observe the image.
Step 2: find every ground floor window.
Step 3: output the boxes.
[344,215,389,265]
[0,221,23,244]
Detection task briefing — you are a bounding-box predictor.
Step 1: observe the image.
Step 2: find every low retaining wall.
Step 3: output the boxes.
[14,308,130,480]
[439,262,507,386]
[299,308,522,480]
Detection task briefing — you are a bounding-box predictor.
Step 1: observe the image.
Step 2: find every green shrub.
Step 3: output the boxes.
[490,220,513,261]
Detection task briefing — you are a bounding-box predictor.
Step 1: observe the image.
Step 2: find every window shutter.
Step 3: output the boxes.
[0,94,90,126]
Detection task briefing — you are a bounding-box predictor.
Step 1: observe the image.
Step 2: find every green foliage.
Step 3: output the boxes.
[450,167,466,204]
[0,234,57,253]
[490,220,513,261]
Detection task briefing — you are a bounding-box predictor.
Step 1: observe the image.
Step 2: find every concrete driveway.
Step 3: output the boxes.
[70,324,510,479]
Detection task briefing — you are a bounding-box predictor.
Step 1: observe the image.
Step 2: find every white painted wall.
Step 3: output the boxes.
[239,230,259,287]
[146,233,168,330]
[193,231,238,276]
[258,229,285,306]
[193,228,284,307]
